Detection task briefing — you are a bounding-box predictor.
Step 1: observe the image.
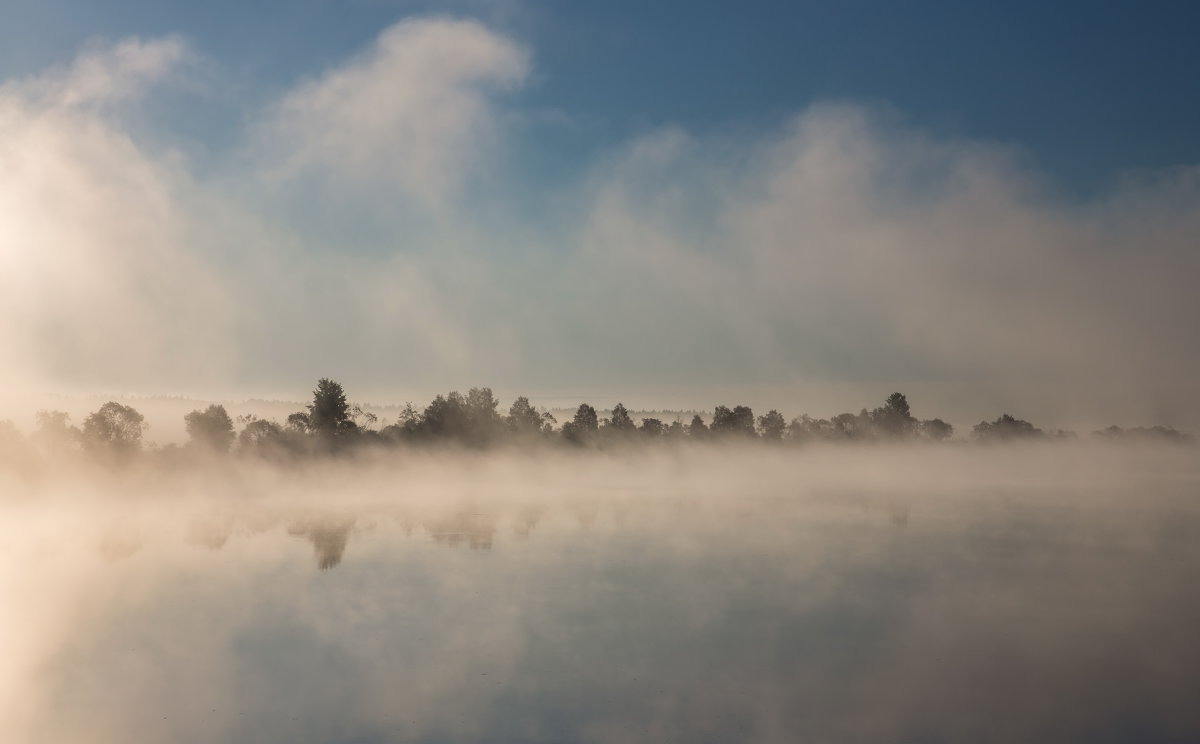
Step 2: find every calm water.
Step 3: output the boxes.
[4,446,1199,743]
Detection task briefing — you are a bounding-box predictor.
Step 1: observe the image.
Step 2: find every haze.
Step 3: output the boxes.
[4,443,1200,743]
[0,12,1197,427]
[2,3,1199,743]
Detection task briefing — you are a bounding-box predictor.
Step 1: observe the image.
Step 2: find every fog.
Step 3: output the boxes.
[3,12,1199,742]
[3,443,1199,743]
[1,18,1199,427]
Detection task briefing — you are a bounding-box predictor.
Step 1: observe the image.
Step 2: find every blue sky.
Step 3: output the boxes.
[4,0,1198,193]
[1,1,1198,427]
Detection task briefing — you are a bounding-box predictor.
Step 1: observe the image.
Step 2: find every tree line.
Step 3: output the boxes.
[0,379,1193,465]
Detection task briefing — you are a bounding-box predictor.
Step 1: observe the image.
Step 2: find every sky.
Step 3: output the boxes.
[1,1,1198,428]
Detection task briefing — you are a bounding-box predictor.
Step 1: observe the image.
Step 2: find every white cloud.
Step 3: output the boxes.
[255,17,529,211]
[556,104,1200,423]
[10,36,189,108]
[2,26,1199,431]
[0,37,232,393]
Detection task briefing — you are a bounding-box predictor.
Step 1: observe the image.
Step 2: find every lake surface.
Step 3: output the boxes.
[3,445,1199,743]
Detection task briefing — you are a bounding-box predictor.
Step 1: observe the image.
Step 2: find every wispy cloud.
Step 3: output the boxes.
[8,35,190,108]
[0,35,231,393]
[254,17,529,211]
[1,21,1198,428]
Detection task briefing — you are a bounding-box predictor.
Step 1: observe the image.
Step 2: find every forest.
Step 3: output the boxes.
[0,378,1193,468]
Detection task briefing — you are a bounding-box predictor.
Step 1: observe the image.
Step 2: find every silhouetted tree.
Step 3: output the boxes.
[918,418,954,441]
[507,395,544,437]
[286,411,311,433]
[184,404,235,453]
[81,402,146,460]
[688,414,709,440]
[32,410,79,454]
[505,396,556,439]
[788,414,834,442]
[606,403,636,433]
[574,403,598,431]
[973,414,1042,441]
[1093,425,1194,444]
[237,416,287,457]
[421,392,468,440]
[757,409,786,441]
[831,410,873,440]
[639,418,665,437]
[380,403,422,442]
[562,403,599,444]
[711,405,756,437]
[464,387,502,444]
[871,392,916,438]
[307,378,356,438]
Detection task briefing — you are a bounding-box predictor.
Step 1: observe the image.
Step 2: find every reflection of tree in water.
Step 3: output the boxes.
[287,517,356,570]
[512,506,542,540]
[397,510,416,537]
[425,510,495,549]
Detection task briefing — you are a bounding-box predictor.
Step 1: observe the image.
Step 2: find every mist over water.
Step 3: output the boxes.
[4,444,1199,743]
[4,6,1200,743]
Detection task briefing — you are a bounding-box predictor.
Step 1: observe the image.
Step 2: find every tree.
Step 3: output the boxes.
[973,414,1042,442]
[380,403,422,442]
[539,410,557,435]
[184,404,235,453]
[307,378,355,438]
[788,414,834,442]
[871,392,916,438]
[606,403,636,433]
[757,409,786,441]
[81,402,146,460]
[238,417,287,457]
[421,392,468,440]
[711,405,755,437]
[918,418,954,441]
[286,411,312,433]
[464,387,502,444]
[831,410,872,440]
[688,414,709,440]
[562,403,598,444]
[32,410,80,454]
[507,396,545,437]
[573,403,598,432]
[1093,425,1193,444]
[639,418,665,437]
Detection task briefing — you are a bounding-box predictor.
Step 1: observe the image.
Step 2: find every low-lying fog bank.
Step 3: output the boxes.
[3,444,1199,743]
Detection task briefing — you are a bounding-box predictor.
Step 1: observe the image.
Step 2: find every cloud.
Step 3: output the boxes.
[10,36,189,108]
[562,104,1200,423]
[0,36,232,393]
[1,22,1198,430]
[254,17,529,211]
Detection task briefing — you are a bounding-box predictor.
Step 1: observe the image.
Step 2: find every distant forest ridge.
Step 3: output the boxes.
[1,379,1194,464]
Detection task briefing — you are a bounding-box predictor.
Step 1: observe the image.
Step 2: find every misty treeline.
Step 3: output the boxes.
[0,379,1193,467]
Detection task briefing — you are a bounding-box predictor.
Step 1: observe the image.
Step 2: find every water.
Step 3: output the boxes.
[3,445,1199,743]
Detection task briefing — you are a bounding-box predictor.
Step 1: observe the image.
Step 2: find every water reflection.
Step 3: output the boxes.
[425,510,495,550]
[3,447,1200,743]
[287,517,356,569]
